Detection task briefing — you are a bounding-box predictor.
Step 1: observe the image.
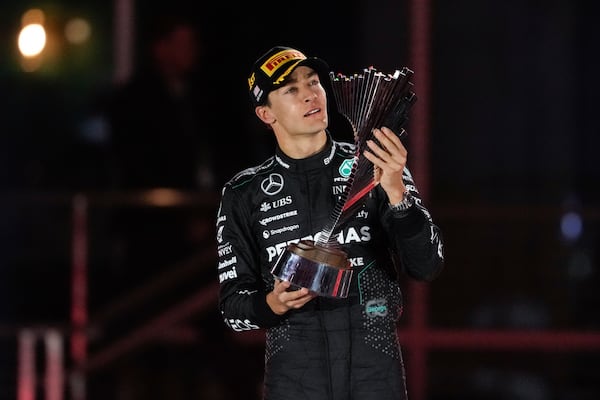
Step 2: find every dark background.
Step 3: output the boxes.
[1,0,599,399]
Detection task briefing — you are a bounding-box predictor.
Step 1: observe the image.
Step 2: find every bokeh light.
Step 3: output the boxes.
[18,23,46,57]
[21,8,45,25]
[560,211,583,242]
[65,18,91,44]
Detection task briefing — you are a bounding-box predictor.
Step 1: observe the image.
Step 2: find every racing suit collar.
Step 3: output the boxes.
[274,132,336,172]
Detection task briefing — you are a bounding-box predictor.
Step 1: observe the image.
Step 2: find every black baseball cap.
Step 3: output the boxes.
[248,46,330,107]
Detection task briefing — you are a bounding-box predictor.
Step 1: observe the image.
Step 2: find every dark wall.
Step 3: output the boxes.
[430,0,600,204]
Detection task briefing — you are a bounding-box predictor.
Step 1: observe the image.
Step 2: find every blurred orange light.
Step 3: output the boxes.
[22,8,45,25]
[18,23,46,57]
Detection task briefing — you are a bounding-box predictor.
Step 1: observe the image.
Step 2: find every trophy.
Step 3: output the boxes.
[271,66,417,298]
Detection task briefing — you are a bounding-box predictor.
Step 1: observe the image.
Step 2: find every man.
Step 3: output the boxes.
[103,15,217,300]
[216,46,444,400]
[108,14,215,190]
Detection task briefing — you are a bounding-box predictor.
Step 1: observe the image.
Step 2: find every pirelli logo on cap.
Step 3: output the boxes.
[260,49,306,77]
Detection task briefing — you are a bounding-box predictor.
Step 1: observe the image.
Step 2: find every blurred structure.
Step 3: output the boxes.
[105,13,215,191]
[92,14,219,346]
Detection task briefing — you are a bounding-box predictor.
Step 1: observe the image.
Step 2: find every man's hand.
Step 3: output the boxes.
[363,127,407,204]
[267,279,316,315]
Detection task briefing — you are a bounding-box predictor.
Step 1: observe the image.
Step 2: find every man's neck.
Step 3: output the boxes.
[275,130,328,159]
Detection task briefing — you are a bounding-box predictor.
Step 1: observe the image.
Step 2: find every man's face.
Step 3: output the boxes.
[265,66,328,136]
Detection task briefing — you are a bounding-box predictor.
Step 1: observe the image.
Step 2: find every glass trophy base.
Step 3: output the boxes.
[271,240,353,298]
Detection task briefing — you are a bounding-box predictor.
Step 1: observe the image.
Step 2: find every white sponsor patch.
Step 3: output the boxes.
[218,256,237,270]
[259,210,298,226]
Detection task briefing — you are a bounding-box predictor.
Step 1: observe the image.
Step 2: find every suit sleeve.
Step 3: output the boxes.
[379,167,445,281]
[216,184,282,332]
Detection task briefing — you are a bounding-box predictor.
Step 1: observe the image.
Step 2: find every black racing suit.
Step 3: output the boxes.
[216,134,444,400]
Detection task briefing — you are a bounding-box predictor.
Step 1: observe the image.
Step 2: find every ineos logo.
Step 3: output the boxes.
[261,173,284,195]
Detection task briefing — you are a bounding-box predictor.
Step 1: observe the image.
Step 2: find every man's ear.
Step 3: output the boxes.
[255,105,275,125]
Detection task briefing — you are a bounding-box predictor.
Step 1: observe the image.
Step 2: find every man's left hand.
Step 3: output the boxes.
[363,127,407,204]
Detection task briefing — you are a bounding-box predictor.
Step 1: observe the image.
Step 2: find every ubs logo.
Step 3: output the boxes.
[261,173,284,195]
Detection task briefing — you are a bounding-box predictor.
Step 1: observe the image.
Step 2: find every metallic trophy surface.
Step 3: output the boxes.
[270,239,352,298]
[271,66,417,298]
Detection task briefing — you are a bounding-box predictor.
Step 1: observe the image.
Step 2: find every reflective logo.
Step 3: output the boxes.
[348,257,364,267]
[339,158,354,178]
[218,266,237,283]
[261,173,284,195]
[357,210,368,219]
[266,224,300,238]
[217,244,232,257]
[333,185,346,195]
[265,226,371,262]
[218,256,237,270]
[259,210,298,226]
[271,195,292,208]
[365,298,388,317]
[226,318,260,332]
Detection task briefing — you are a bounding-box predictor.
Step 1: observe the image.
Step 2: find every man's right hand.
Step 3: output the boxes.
[267,279,316,315]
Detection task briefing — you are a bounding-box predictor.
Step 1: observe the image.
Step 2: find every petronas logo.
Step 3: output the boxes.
[339,158,354,178]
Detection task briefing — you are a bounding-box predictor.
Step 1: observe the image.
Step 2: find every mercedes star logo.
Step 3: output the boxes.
[261,173,284,195]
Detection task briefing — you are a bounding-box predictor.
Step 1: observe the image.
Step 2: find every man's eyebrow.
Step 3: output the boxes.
[283,69,318,86]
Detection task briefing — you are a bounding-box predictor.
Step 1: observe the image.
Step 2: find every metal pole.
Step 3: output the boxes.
[17,329,36,400]
[113,0,135,84]
[44,330,64,400]
[407,0,432,399]
[71,194,88,400]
